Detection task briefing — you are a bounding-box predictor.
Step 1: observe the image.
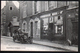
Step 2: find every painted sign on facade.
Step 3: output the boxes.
[49,16,53,23]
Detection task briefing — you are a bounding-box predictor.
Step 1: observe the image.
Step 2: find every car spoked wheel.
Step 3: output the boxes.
[24,35,28,39]
[26,39,30,44]
[30,39,33,44]
[12,33,15,42]
[27,38,32,44]
[13,37,15,42]
[20,37,24,44]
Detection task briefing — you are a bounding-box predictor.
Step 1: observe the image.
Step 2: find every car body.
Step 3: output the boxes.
[12,30,33,44]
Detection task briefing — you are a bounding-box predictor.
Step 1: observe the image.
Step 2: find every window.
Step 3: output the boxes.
[32,1,35,15]
[57,1,66,8]
[42,18,48,30]
[22,21,27,33]
[68,1,79,8]
[35,21,38,35]
[36,1,41,13]
[23,5,27,18]
[48,1,57,10]
[23,23,25,25]
[45,1,48,11]
[42,18,48,36]
[10,7,12,10]
[58,16,60,20]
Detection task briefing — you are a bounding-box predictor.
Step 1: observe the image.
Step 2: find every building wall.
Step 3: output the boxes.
[2,1,19,36]
[57,1,67,8]
[19,1,33,37]
[19,1,79,40]
[6,1,19,24]
[1,7,6,35]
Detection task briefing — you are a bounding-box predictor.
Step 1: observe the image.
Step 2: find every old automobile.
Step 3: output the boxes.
[12,29,33,44]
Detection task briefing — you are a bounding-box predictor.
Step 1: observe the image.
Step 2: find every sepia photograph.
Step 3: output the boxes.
[1,0,78,52]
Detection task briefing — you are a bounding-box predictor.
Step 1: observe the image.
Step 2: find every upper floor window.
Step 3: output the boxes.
[45,1,49,11]
[23,5,27,18]
[9,7,12,10]
[67,1,79,8]
[36,1,41,13]
[48,1,57,10]
[57,1,66,8]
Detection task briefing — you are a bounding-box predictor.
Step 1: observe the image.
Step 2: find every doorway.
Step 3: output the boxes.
[49,23,53,30]
[31,22,33,37]
[35,21,38,35]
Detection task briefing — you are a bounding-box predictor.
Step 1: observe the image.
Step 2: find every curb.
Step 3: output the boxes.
[33,41,78,52]
[33,42,72,52]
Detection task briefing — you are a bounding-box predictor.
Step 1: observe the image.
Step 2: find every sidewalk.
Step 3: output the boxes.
[33,39,78,52]
[1,36,78,51]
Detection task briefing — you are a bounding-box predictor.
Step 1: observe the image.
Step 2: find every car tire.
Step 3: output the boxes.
[29,39,32,44]
[20,37,24,44]
[13,37,15,42]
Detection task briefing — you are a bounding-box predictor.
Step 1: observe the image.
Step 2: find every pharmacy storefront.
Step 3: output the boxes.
[40,12,64,40]
[40,6,68,40]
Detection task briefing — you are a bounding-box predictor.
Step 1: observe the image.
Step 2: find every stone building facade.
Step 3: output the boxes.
[19,1,78,41]
[1,1,19,36]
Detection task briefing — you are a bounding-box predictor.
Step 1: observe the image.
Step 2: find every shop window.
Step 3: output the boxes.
[35,21,38,35]
[54,16,63,34]
[42,18,48,36]
[12,16,18,22]
[58,16,60,20]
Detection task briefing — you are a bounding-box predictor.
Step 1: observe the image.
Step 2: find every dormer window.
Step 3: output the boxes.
[10,7,12,10]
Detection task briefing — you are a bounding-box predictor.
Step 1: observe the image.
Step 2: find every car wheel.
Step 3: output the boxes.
[20,37,24,44]
[13,37,15,42]
[29,39,32,44]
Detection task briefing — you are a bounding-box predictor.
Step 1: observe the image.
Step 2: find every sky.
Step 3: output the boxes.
[1,1,19,9]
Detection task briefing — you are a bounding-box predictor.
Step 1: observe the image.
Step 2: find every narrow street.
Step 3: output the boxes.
[1,36,66,51]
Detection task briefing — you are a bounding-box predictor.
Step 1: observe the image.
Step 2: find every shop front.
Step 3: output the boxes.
[40,6,68,40]
[40,13,64,40]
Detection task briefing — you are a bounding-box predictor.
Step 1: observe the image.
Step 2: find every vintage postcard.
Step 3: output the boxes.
[1,1,78,51]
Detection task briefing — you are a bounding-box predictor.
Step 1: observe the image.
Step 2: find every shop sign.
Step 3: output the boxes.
[40,14,50,18]
[52,12,57,16]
